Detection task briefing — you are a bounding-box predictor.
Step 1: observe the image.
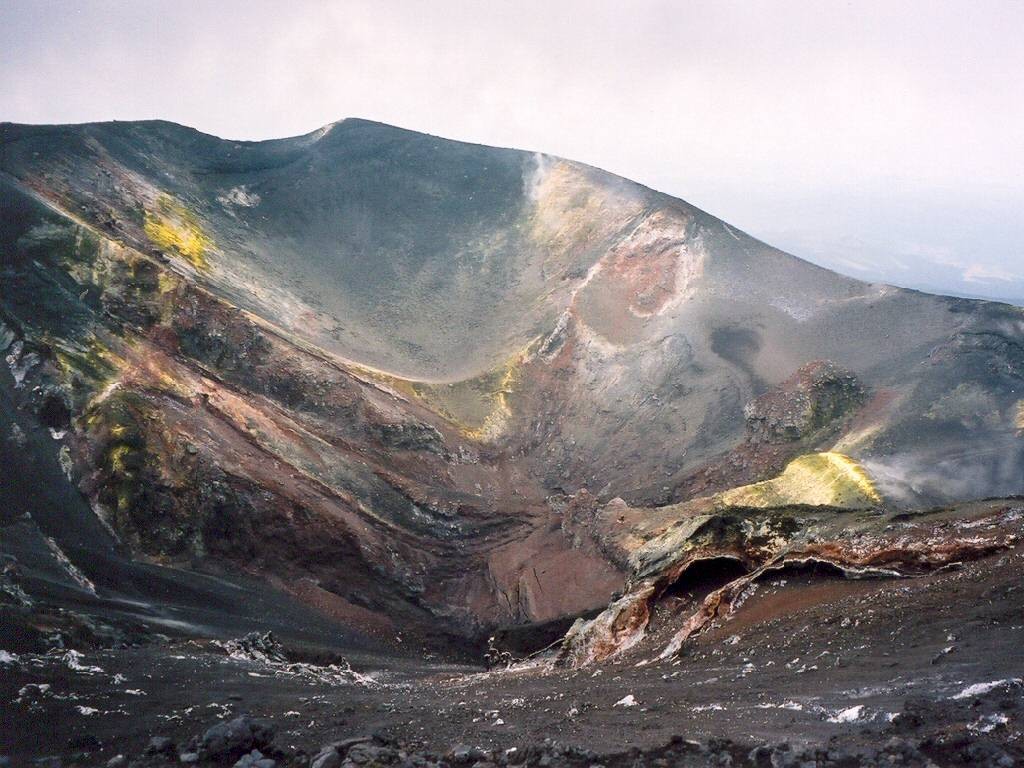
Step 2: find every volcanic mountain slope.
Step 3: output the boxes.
[1,118,1024,660]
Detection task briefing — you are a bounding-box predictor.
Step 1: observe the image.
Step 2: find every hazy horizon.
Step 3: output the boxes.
[2,0,1021,304]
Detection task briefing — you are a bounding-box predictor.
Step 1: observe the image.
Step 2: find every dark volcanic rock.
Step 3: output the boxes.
[144,736,175,756]
[744,361,864,445]
[232,750,276,768]
[192,715,276,763]
[218,631,289,664]
[310,748,343,768]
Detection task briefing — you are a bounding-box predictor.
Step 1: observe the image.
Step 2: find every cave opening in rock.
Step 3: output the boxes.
[37,392,71,432]
[649,557,749,629]
[760,559,859,586]
[490,607,606,661]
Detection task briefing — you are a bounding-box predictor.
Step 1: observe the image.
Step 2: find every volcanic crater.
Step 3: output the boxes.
[1,119,1023,767]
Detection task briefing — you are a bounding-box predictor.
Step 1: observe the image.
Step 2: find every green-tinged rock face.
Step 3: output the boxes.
[84,390,190,556]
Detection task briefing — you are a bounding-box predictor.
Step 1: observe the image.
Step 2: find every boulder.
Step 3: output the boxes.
[194,715,276,762]
[145,736,176,756]
[309,747,342,768]
[234,749,276,768]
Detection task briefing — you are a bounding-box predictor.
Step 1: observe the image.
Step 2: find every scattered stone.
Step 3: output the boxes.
[66,733,101,751]
[193,715,276,762]
[310,747,342,768]
[234,749,276,768]
[329,737,373,754]
[8,424,26,448]
[217,631,288,664]
[146,736,176,756]
[449,745,487,765]
[744,361,863,444]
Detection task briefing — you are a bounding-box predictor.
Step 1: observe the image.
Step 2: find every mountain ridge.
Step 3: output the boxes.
[5,116,1019,314]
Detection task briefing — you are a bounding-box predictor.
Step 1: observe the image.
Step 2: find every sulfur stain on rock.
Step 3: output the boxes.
[143,194,211,269]
[405,340,539,442]
[718,452,881,509]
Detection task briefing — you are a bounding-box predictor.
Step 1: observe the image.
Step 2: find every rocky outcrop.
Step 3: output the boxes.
[558,497,1020,666]
[744,361,864,444]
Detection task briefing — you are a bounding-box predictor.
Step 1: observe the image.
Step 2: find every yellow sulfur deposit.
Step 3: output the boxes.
[464,360,520,442]
[144,194,211,269]
[718,452,882,509]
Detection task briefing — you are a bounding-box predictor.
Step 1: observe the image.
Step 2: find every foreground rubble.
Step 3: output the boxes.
[3,532,1022,767]
[17,680,1024,768]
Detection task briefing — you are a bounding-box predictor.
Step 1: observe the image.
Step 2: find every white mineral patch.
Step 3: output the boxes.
[692,703,725,712]
[62,650,104,674]
[971,713,1009,733]
[44,537,97,595]
[953,679,1022,700]
[828,705,865,723]
[218,186,261,208]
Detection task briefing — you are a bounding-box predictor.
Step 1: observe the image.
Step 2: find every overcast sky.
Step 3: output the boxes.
[2,0,1022,303]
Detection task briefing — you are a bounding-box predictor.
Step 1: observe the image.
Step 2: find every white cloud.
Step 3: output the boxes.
[1,0,1023,302]
[963,263,1020,284]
